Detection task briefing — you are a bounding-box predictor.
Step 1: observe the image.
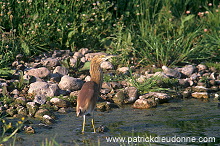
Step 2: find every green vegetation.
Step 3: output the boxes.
[0,0,220,68]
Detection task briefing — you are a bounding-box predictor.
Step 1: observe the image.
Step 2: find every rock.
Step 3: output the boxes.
[28,81,59,97]
[102,82,112,90]
[101,61,114,70]
[139,92,172,103]
[190,73,200,81]
[16,105,28,116]
[50,97,70,108]
[24,126,35,134]
[69,58,78,67]
[15,97,27,106]
[197,64,207,72]
[124,87,138,103]
[26,67,50,78]
[58,75,83,91]
[180,65,195,77]
[50,73,61,82]
[96,125,109,133]
[34,95,47,105]
[117,67,129,74]
[34,109,54,120]
[53,66,68,76]
[133,98,158,109]
[162,66,181,78]
[181,90,192,98]
[178,79,190,87]
[112,90,126,104]
[109,82,121,89]
[6,107,17,116]
[96,102,119,112]
[191,86,209,92]
[26,102,39,116]
[42,115,55,125]
[11,89,19,95]
[42,58,60,67]
[100,88,111,94]
[192,92,209,98]
[78,48,89,55]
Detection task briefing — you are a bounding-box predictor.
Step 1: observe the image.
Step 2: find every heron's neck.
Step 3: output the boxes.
[90,64,103,90]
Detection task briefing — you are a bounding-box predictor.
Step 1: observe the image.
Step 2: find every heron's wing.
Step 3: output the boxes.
[76,81,98,116]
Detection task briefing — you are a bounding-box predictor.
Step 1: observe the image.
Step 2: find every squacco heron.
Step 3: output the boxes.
[76,54,115,133]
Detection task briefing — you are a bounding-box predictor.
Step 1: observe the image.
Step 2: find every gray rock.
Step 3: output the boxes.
[78,48,89,55]
[28,81,59,97]
[112,90,126,104]
[133,98,158,109]
[42,58,60,67]
[26,102,39,116]
[15,97,26,106]
[117,67,129,74]
[42,115,55,125]
[180,65,195,76]
[162,66,181,78]
[85,52,106,61]
[192,86,209,92]
[50,97,69,108]
[192,92,209,98]
[139,92,172,103]
[16,105,28,116]
[124,87,138,103]
[74,52,83,58]
[34,109,54,120]
[58,75,83,91]
[101,61,114,70]
[34,95,47,105]
[69,58,78,67]
[178,79,190,87]
[24,126,35,134]
[53,66,68,76]
[26,67,50,78]
[197,64,207,72]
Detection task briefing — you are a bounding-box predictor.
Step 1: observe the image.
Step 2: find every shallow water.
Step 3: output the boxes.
[7,98,220,145]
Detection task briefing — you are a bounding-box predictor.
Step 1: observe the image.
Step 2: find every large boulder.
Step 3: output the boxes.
[58,75,84,91]
[26,67,50,78]
[28,81,59,97]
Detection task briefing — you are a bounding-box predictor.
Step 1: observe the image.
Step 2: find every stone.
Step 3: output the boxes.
[26,67,50,78]
[24,126,35,134]
[41,58,60,67]
[26,102,39,116]
[69,58,78,67]
[74,52,83,58]
[113,90,126,104]
[96,102,119,112]
[102,82,112,90]
[58,75,83,91]
[96,125,109,133]
[34,95,47,105]
[78,48,89,55]
[180,65,195,77]
[28,81,59,97]
[124,87,138,103]
[178,79,190,87]
[162,66,181,78]
[192,92,209,98]
[139,92,172,103]
[100,88,111,94]
[101,61,114,70]
[16,105,28,116]
[15,97,27,106]
[6,107,17,116]
[181,90,192,98]
[53,66,68,76]
[133,98,158,109]
[42,115,55,125]
[50,97,69,108]
[117,67,129,74]
[197,64,207,72]
[192,86,209,92]
[34,109,54,120]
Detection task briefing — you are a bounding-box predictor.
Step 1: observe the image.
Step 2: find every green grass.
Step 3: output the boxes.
[0,0,220,69]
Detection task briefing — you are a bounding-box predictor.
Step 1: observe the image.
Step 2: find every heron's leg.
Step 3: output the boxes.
[91,112,96,133]
[82,115,86,134]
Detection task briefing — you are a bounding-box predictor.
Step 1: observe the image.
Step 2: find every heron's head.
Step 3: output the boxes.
[91,54,116,65]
